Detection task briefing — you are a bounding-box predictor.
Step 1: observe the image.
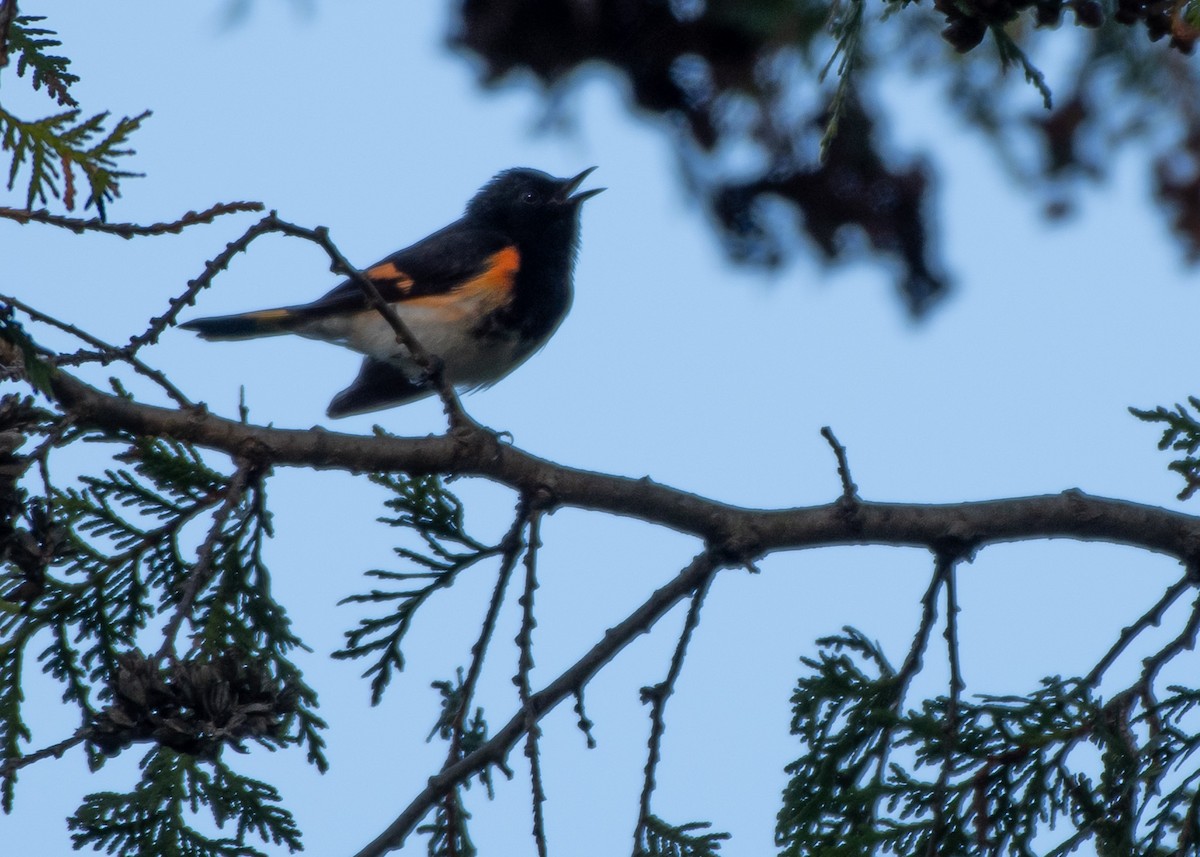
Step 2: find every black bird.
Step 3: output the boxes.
[180,167,602,417]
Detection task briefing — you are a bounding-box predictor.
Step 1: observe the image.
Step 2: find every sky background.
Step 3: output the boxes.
[4,3,1200,855]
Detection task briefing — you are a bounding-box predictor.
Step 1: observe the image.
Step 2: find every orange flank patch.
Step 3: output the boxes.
[475,246,521,287]
[404,247,520,320]
[365,261,415,298]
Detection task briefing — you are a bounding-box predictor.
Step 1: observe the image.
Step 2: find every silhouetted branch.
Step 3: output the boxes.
[43,368,1200,566]
[260,215,469,426]
[1085,571,1194,687]
[0,728,85,780]
[353,550,723,857]
[635,564,718,848]
[1,294,191,406]
[514,511,547,857]
[0,201,263,237]
[929,553,963,854]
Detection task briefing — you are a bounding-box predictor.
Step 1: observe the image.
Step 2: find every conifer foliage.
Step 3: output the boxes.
[8,4,1200,857]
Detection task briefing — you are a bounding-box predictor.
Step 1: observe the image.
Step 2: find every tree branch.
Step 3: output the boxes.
[635,563,718,849]
[44,369,1200,566]
[0,201,263,237]
[352,550,724,857]
[514,511,548,857]
[1,294,191,406]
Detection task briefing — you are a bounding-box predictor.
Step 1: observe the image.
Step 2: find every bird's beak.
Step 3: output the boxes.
[560,166,604,204]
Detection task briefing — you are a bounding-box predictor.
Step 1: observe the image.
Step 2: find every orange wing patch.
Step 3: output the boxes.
[404,247,520,320]
[366,261,415,299]
[246,308,293,322]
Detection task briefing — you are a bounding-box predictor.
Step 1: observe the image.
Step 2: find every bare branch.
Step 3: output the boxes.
[43,369,1200,567]
[1084,571,1194,687]
[451,503,528,745]
[572,688,596,749]
[928,553,963,855]
[260,215,470,427]
[514,511,548,857]
[635,564,718,849]
[1,294,192,406]
[821,425,859,504]
[353,550,724,857]
[1140,589,1200,694]
[122,212,469,424]
[0,728,86,781]
[871,558,948,792]
[125,214,284,353]
[0,201,263,237]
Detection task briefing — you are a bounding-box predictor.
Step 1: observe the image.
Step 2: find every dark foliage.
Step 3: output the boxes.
[452,0,1200,315]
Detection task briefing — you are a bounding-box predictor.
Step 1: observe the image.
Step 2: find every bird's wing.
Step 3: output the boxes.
[326,357,433,418]
[294,225,519,318]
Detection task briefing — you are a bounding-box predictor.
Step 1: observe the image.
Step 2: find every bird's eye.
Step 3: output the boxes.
[521,190,539,204]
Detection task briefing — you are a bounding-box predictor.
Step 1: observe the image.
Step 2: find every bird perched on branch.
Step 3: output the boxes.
[180,167,602,417]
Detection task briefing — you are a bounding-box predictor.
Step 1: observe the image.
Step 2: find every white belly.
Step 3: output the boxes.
[300,305,528,388]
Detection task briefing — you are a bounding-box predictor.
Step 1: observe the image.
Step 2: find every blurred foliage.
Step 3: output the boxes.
[452,0,1200,314]
[5,3,1199,308]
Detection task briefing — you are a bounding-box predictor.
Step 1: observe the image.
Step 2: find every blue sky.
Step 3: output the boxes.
[5,3,1199,855]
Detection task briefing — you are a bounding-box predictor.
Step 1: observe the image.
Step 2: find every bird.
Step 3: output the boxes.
[179,167,602,418]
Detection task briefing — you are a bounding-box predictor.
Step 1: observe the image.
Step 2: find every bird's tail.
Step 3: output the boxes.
[178,308,302,341]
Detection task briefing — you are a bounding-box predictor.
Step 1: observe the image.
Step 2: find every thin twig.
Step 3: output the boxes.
[821,425,859,504]
[125,213,284,353]
[1084,572,1194,687]
[514,511,548,857]
[871,560,948,788]
[1141,590,1200,689]
[447,500,530,763]
[0,728,86,779]
[634,564,719,850]
[0,201,264,237]
[928,552,963,855]
[573,687,597,748]
[436,504,531,857]
[354,550,724,857]
[0,295,192,406]
[1135,589,1200,734]
[154,462,253,661]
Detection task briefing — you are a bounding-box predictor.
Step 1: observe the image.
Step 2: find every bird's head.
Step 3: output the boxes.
[466,167,603,242]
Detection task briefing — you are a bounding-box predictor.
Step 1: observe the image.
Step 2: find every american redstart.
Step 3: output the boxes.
[180,167,602,417]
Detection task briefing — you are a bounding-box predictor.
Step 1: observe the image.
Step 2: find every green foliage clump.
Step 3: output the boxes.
[335,473,503,704]
[637,815,730,857]
[1132,399,1200,499]
[779,628,1200,856]
[1,15,147,214]
[1,430,326,852]
[68,747,302,857]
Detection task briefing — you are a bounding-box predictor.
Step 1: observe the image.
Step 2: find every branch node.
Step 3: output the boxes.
[706,525,762,567]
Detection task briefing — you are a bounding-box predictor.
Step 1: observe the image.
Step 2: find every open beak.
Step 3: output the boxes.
[559,166,604,204]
